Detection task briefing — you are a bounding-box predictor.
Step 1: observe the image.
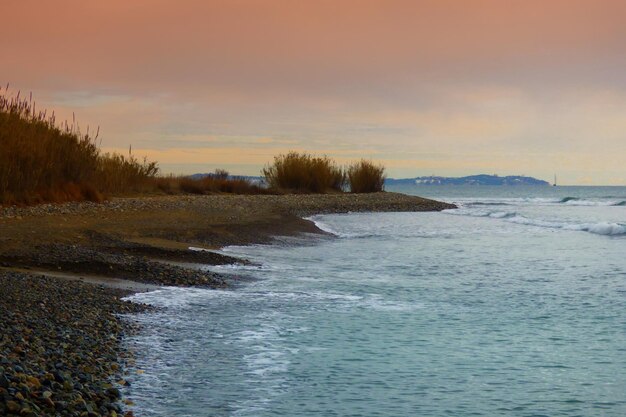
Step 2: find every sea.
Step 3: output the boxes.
[124,185,626,417]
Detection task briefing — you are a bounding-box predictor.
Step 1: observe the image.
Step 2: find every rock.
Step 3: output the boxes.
[106,387,121,399]
[26,376,40,389]
[19,406,34,416]
[0,272,148,417]
[44,397,54,408]
[0,374,9,388]
[6,400,20,412]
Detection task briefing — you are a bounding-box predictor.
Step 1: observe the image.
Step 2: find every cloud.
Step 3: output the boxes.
[2,0,625,184]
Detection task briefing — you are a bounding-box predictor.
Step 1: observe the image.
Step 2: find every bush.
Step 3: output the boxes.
[96,152,159,194]
[347,159,386,193]
[0,86,159,204]
[262,152,345,193]
[159,174,265,195]
[213,168,229,180]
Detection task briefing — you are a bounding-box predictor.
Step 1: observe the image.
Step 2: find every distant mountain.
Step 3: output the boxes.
[386,174,550,186]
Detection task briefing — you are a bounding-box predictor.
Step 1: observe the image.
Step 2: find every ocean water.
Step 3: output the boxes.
[124,186,626,417]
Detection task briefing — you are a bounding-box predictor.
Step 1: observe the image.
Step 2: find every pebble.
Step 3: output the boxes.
[0,271,147,416]
[0,192,455,220]
[0,193,455,416]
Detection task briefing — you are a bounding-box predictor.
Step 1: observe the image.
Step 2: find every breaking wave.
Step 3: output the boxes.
[457,197,626,208]
[444,208,626,236]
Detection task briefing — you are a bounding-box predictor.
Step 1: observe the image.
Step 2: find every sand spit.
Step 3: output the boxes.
[0,192,454,415]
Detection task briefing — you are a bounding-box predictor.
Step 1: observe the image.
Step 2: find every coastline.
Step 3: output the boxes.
[0,192,454,416]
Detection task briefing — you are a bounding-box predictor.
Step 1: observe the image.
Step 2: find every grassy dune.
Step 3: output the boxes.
[1,87,386,205]
[0,87,263,205]
[0,87,160,204]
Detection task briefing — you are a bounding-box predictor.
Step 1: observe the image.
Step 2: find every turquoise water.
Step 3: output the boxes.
[125,186,626,416]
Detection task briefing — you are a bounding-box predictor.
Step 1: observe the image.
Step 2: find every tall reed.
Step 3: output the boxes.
[346,159,386,193]
[262,152,345,193]
[0,86,159,204]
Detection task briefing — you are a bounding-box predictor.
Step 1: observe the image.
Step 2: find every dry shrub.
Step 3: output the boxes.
[347,159,386,193]
[154,175,178,194]
[157,170,266,195]
[0,86,159,205]
[178,177,206,194]
[1,85,387,206]
[96,153,159,194]
[262,152,345,193]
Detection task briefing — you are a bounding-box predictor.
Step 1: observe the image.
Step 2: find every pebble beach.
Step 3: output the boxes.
[0,192,454,416]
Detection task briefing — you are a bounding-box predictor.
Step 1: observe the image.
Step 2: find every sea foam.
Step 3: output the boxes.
[444,208,626,236]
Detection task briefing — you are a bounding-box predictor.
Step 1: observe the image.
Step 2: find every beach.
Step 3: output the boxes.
[118,185,625,416]
[0,192,454,416]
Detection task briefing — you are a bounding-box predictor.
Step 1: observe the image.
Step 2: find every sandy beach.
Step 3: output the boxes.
[0,192,453,416]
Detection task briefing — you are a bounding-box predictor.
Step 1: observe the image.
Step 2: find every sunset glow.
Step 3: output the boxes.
[3,0,625,184]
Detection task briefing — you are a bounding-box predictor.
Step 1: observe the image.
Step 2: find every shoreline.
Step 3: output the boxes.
[0,192,455,416]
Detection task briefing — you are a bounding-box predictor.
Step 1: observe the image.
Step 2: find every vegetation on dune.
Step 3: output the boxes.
[0,86,159,204]
[262,152,386,194]
[1,86,386,206]
[155,171,266,195]
[262,152,346,193]
[0,87,263,205]
[346,159,386,193]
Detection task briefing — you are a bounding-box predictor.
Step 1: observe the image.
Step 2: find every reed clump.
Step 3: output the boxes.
[262,152,386,194]
[346,159,386,193]
[262,152,345,193]
[1,86,387,205]
[0,86,159,205]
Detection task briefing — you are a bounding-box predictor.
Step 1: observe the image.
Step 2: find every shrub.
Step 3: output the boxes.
[213,169,229,180]
[0,86,159,204]
[347,159,386,193]
[96,152,159,194]
[262,152,345,193]
[160,174,266,195]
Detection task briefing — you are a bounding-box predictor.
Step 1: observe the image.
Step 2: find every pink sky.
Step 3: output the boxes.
[2,0,626,184]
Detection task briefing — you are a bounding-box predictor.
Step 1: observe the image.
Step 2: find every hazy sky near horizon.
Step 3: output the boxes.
[3,0,626,184]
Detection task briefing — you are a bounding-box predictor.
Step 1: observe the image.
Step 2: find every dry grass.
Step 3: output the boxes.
[346,159,386,193]
[347,159,386,193]
[0,86,161,205]
[155,172,267,195]
[0,87,268,205]
[1,86,387,205]
[262,152,387,194]
[262,152,345,193]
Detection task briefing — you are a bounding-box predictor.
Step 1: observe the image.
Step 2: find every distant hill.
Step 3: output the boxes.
[386,175,550,186]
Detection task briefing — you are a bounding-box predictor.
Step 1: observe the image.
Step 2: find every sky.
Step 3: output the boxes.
[2,0,626,185]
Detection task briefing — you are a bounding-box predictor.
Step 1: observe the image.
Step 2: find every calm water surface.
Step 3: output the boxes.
[125,186,626,416]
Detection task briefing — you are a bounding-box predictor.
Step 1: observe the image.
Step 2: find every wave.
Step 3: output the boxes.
[307,216,339,236]
[444,209,626,236]
[558,197,626,206]
[508,216,626,236]
[460,197,626,207]
[465,202,511,206]
[306,215,390,239]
